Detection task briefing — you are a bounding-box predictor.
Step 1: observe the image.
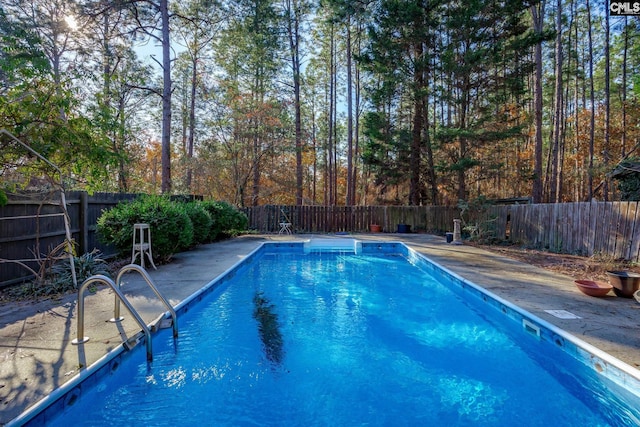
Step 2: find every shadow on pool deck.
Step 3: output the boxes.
[1,233,640,424]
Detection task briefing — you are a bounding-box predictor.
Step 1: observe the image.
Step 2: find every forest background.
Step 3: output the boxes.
[1,0,638,209]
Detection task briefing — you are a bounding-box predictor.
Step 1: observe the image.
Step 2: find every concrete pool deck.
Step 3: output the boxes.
[1,233,640,424]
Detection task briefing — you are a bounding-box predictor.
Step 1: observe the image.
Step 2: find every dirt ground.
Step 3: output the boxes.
[474,243,640,284]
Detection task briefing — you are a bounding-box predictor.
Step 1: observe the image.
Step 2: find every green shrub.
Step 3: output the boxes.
[182,202,213,245]
[97,195,194,261]
[201,200,248,240]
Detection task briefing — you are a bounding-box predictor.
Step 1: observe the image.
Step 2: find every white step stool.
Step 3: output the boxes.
[131,223,157,269]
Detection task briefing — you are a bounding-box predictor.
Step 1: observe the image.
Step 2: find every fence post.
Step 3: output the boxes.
[80,191,89,254]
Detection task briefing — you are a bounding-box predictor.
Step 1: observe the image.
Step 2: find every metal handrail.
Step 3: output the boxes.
[72,275,153,361]
[115,264,178,339]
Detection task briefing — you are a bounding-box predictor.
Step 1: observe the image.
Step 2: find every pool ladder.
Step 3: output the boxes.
[72,264,178,362]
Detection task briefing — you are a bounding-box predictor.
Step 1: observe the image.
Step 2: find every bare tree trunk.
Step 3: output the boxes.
[186,53,197,191]
[311,96,317,204]
[603,5,611,200]
[346,19,354,206]
[622,17,628,157]
[423,95,438,205]
[354,33,361,206]
[160,0,172,194]
[586,0,595,200]
[328,24,335,206]
[550,0,563,203]
[457,52,469,202]
[252,129,260,206]
[410,38,424,206]
[531,1,545,203]
[118,96,128,191]
[573,7,580,202]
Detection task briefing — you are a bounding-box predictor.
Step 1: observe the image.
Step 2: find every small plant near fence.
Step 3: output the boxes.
[458,196,500,243]
[3,250,111,300]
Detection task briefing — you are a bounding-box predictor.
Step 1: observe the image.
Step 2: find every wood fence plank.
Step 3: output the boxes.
[578,202,589,255]
[558,203,565,251]
[624,202,635,259]
[534,204,543,246]
[573,202,582,253]
[628,202,640,263]
[549,203,557,251]
[533,204,540,247]
[615,202,630,259]
[600,202,613,255]
[612,202,622,256]
[599,201,610,254]
[517,204,528,243]
[591,202,600,254]
[593,202,603,254]
[570,202,580,253]
[530,204,537,244]
[538,204,547,248]
[509,205,519,242]
[622,202,635,259]
[608,202,619,257]
[588,202,599,255]
[543,203,551,248]
[511,205,521,242]
[566,203,574,253]
[617,202,628,258]
[551,203,560,251]
[623,202,638,260]
[566,203,575,253]
[609,202,622,257]
[558,203,574,253]
[520,204,529,243]
[559,203,567,252]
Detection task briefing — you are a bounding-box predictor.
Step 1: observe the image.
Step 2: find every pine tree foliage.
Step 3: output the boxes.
[1,0,639,206]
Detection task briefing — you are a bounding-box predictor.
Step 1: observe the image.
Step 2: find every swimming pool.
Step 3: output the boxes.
[13,240,640,425]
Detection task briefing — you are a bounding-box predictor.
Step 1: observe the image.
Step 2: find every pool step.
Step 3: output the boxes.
[303,238,362,254]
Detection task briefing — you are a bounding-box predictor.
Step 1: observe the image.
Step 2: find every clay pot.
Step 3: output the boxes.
[606,271,640,298]
[574,280,612,297]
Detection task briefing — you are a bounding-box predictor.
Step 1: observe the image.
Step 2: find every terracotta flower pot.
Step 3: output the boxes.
[369,224,382,233]
[574,280,612,297]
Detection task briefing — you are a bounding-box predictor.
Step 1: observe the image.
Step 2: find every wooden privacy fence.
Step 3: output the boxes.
[506,201,640,261]
[5,198,640,287]
[243,205,461,234]
[0,191,138,287]
[462,201,640,260]
[246,202,640,263]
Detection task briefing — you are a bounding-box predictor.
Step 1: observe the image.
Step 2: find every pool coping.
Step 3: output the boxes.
[9,238,640,426]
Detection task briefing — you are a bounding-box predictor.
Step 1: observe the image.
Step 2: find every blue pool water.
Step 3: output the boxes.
[40,243,640,426]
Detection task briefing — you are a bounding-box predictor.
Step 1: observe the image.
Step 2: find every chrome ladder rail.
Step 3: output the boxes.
[114,264,178,339]
[72,275,153,361]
